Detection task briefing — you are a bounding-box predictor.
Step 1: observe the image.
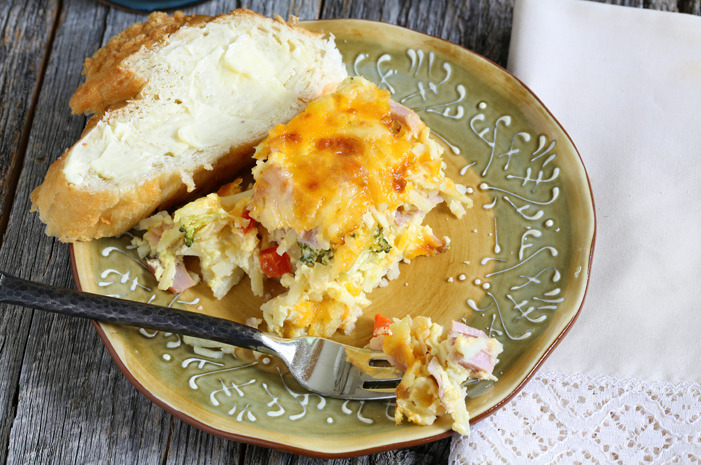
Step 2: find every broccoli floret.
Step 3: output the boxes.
[317,248,334,265]
[179,226,195,247]
[298,243,318,264]
[178,214,225,247]
[298,242,334,265]
[370,227,392,254]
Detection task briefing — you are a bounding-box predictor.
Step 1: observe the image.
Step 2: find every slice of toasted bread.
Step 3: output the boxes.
[31,9,347,242]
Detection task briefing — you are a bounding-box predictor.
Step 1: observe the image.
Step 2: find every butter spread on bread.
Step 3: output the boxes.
[31,10,347,242]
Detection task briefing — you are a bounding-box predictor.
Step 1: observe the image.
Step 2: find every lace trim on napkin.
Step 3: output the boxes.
[450,371,701,464]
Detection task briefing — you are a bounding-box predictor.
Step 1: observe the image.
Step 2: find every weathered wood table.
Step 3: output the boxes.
[0,0,697,463]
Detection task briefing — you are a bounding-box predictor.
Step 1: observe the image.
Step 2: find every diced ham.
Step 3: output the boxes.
[298,228,320,248]
[170,261,198,293]
[449,321,488,340]
[251,165,295,229]
[448,322,497,373]
[427,193,443,207]
[427,357,446,400]
[389,100,422,136]
[146,258,197,294]
[458,350,496,374]
[143,225,166,246]
[387,354,407,372]
[366,335,384,352]
[394,209,414,226]
[245,317,263,328]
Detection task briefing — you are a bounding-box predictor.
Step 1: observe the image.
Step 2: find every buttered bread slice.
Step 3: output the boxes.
[31,10,347,242]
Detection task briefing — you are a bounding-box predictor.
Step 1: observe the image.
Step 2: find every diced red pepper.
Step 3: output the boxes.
[373,314,393,338]
[259,247,292,278]
[241,210,256,234]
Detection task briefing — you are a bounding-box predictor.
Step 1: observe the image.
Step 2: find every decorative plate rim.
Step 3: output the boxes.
[68,18,596,458]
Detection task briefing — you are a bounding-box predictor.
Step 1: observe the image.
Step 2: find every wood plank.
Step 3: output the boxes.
[320,0,688,68]
[162,419,244,465]
[242,438,451,464]
[591,0,682,10]
[236,0,321,19]
[0,1,58,245]
[679,0,701,13]
[0,1,60,463]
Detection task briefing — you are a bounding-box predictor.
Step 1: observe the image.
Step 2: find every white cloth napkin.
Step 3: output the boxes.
[450,2,701,461]
[507,0,701,384]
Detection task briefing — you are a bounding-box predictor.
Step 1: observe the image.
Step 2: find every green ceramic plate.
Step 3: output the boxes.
[71,19,595,457]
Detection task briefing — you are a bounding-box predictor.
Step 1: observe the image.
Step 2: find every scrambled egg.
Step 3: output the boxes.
[370,316,503,435]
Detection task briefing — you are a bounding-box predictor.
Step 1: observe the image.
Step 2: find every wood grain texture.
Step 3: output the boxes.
[591,0,693,10]
[0,0,694,464]
[242,438,451,464]
[0,1,60,463]
[320,0,515,67]
[679,0,701,13]
[162,417,243,465]
[0,1,58,247]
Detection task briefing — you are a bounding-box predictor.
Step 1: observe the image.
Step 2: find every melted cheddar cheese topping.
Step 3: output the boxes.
[251,77,443,244]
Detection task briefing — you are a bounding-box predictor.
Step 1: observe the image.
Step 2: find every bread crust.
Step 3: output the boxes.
[30,141,256,242]
[31,9,340,242]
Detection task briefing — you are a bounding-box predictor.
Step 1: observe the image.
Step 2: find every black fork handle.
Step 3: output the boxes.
[0,270,278,355]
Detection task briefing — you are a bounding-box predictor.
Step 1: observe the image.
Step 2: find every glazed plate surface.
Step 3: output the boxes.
[71,20,595,457]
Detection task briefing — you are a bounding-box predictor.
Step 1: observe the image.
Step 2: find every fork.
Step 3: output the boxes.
[0,270,401,400]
